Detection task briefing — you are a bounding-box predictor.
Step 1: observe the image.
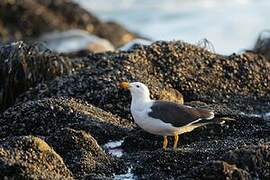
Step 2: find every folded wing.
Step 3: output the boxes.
[148,100,214,127]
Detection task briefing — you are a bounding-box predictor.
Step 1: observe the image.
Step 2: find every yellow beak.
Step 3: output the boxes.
[120,82,130,89]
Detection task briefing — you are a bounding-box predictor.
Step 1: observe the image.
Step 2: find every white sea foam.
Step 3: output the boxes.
[103,140,124,157]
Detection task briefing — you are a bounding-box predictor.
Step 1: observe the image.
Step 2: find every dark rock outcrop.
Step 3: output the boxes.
[0,0,138,47]
[0,97,133,144]
[0,135,73,179]
[17,41,270,120]
[0,40,269,179]
[47,128,126,178]
[223,144,270,179]
[131,147,223,179]
[129,138,270,179]
[187,161,251,180]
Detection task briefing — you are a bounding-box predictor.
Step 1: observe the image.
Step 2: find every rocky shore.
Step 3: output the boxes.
[0,0,270,179]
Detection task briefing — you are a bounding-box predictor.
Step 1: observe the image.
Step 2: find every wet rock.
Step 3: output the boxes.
[118,38,152,51]
[0,0,139,47]
[130,138,269,179]
[186,161,251,180]
[17,41,270,120]
[46,128,126,178]
[0,97,133,144]
[0,39,269,179]
[0,42,74,111]
[223,144,270,179]
[122,129,162,152]
[82,174,113,180]
[131,148,222,179]
[39,29,115,53]
[0,135,73,179]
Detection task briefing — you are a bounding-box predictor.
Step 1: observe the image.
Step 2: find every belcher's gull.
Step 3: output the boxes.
[120,82,219,150]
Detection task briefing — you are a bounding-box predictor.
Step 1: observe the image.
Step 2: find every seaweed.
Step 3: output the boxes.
[0,41,73,111]
[253,30,270,59]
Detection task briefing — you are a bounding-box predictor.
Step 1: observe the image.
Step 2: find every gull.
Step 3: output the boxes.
[120,82,217,150]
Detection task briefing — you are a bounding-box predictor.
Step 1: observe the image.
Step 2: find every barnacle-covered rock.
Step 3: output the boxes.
[223,144,270,179]
[129,139,270,179]
[0,97,133,144]
[187,161,251,180]
[18,41,270,119]
[0,135,73,179]
[46,128,126,178]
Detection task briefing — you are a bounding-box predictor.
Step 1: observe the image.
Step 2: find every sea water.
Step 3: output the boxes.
[103,140,135,180]
[74,0,270,54]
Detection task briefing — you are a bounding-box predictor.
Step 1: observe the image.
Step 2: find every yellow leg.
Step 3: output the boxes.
[173,135,179,150]
[163,136,168,150]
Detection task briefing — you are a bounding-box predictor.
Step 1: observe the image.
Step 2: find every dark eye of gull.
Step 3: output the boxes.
[136,85,140,88]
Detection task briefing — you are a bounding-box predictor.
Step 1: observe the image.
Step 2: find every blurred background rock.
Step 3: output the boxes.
[0,0,140,49]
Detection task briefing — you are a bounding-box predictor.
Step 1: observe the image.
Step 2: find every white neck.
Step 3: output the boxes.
[131,94,151,111]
